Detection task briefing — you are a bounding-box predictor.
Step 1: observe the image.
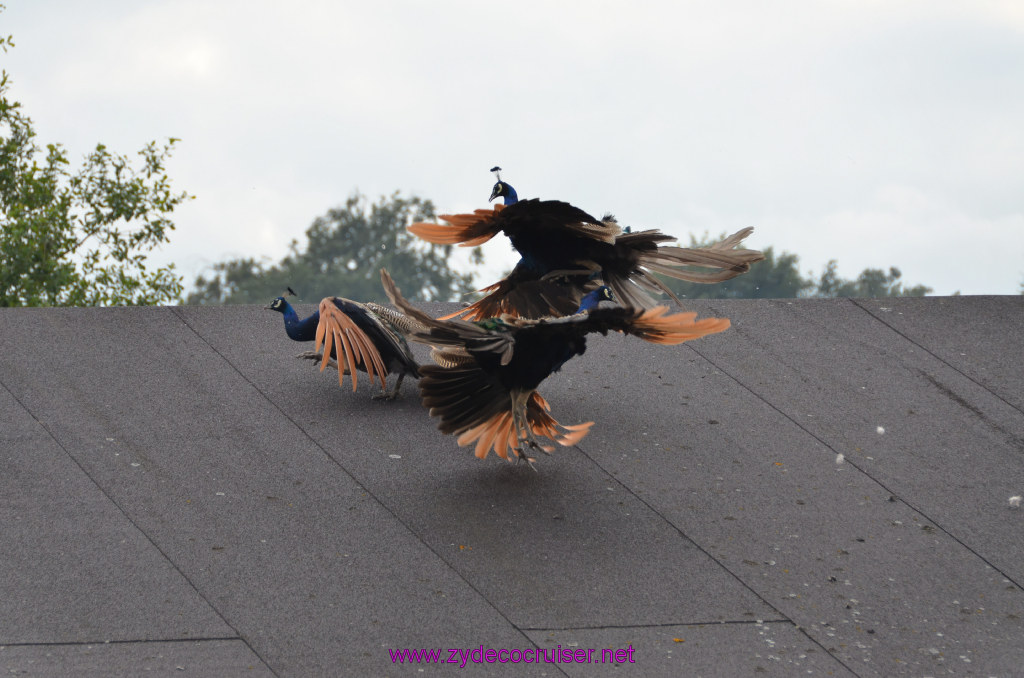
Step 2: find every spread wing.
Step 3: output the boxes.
[616,306,732,344]
[407,205,508,247]
[439,266,600,321]
[633,227,765,284]
[535,303,731,344]
[590,227,765,309]
[314,297,390,391]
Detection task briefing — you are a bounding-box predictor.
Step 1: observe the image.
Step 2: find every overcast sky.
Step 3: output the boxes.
[5,0,1023,296]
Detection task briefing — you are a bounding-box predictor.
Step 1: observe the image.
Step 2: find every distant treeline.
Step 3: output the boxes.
[661,234,932,300]
[187,192,934,305]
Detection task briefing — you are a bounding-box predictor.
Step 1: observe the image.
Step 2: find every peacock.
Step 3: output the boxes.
[379,269,731,466]
[266,291,421,400]
[408,167,765,321]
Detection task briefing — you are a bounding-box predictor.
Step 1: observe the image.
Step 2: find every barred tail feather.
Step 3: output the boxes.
[363,302,433,336]
[428,347,475,367]
[380,269,478,340]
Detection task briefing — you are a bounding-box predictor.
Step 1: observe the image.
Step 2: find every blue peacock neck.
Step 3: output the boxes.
[500,182,519,205]
[278,300,320,341]
[575,287,611,313]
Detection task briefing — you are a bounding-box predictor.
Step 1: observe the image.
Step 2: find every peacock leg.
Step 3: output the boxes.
[509,403,542,471]
[372,373,404,401]
[296,350,338,370]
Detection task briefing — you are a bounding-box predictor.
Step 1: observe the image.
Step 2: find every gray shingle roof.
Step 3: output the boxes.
[2,296,1022,676]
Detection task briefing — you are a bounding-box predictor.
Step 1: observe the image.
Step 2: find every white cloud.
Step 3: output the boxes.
[3,0,1023,296]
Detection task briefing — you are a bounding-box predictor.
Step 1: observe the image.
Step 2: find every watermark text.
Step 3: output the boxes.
[389,645,636,667]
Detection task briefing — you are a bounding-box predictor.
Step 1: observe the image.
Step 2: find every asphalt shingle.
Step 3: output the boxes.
[1,296,1020,677]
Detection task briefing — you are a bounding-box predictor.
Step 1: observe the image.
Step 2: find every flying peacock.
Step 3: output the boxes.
[408,167,765,321]
[379,269,731,466]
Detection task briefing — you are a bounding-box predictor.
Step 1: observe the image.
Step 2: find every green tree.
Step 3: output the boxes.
[661,233,812,299]
[187,191,481,304]
[0,13,189,307]
[813,260,932,298]
[659,232,932,299]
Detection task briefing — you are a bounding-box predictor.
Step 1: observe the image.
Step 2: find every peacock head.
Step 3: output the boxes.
[265,287,298,313]
[488,166,519,205]
[265,297,289,313]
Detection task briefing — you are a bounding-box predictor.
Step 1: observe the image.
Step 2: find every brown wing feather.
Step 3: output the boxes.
[482,412,515,460]
[625,306,731,345]
[407,205,506,247]
[314,298,389,391]
[562,219,622,243]
[438,277,592,322]
[525,392,594,448]
[452,403,592,462]
[420,362,592,462]
[454,409,515,461]
[632,228,765,284]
